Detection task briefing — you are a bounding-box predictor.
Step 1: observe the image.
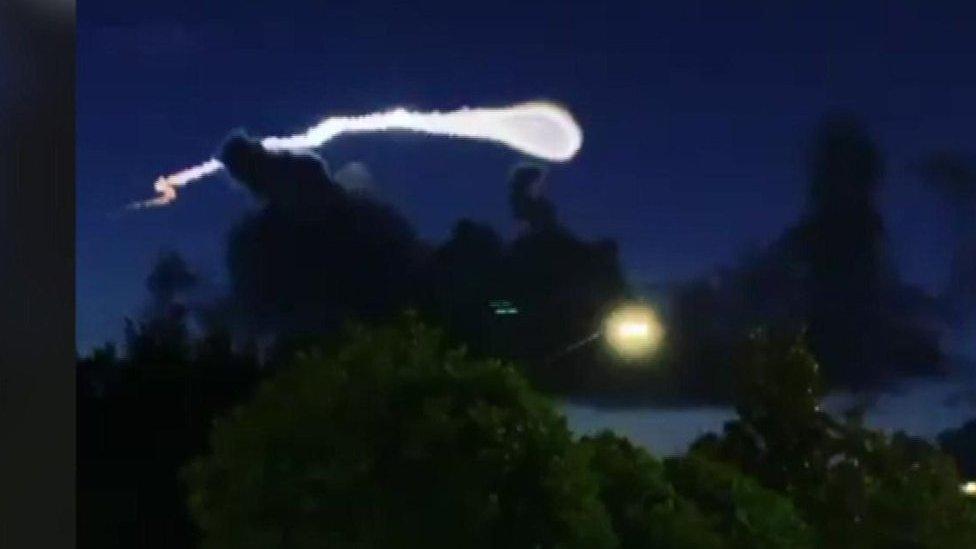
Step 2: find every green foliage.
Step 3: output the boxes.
[580,431,725,549]
[665,454,814,549]
[177,316,976,549]
[184,313,616,548]
[692,327,976,548]
[806,429,976,548]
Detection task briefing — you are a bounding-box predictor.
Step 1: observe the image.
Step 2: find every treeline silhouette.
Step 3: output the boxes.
[80,314,976,547]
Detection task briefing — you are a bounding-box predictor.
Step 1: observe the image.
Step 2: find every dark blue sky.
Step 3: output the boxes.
[78,1,976,353]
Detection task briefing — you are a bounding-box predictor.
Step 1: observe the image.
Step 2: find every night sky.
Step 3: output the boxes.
[78,0,975,383]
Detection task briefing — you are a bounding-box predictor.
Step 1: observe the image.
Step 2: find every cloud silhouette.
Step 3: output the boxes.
[217,134,428,339]
[162,114,952,407]
[916,151,976,325]
[665,113,945,400]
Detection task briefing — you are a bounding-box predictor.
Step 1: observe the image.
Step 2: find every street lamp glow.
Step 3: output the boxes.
[603,304,664,359]
[961,481,976,497]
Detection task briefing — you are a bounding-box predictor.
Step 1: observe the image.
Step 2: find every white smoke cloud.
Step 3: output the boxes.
[132,101,583,208]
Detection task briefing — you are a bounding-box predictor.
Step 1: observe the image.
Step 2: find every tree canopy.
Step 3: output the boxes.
[183,314,618,548]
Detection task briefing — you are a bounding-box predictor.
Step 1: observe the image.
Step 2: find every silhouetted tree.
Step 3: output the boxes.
[124,250,197,364]
[690,328,976,548]
[78,252,262,548]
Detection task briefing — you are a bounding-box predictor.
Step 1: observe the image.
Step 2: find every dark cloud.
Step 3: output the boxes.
[217,134,428,339]
[509,163,557,232]
[665,113,945,401]
[215,141,633,400]
[915,152,976,324]
[423,164,632,399]
[916,152,976,218]
[151,113,952,407]
[798,113,941,387]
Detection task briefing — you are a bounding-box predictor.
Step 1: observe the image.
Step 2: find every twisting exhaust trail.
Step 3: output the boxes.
[133,100,583,208]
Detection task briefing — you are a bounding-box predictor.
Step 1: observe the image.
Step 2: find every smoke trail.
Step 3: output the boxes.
[133,101,583,208]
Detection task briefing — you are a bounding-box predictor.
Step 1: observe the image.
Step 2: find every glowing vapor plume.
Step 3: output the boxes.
[134,101,583,208]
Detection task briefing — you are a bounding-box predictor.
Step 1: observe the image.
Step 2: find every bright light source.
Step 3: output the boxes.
[603,304,664,359]
[961,481,976,496]
[616,322,650,338]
